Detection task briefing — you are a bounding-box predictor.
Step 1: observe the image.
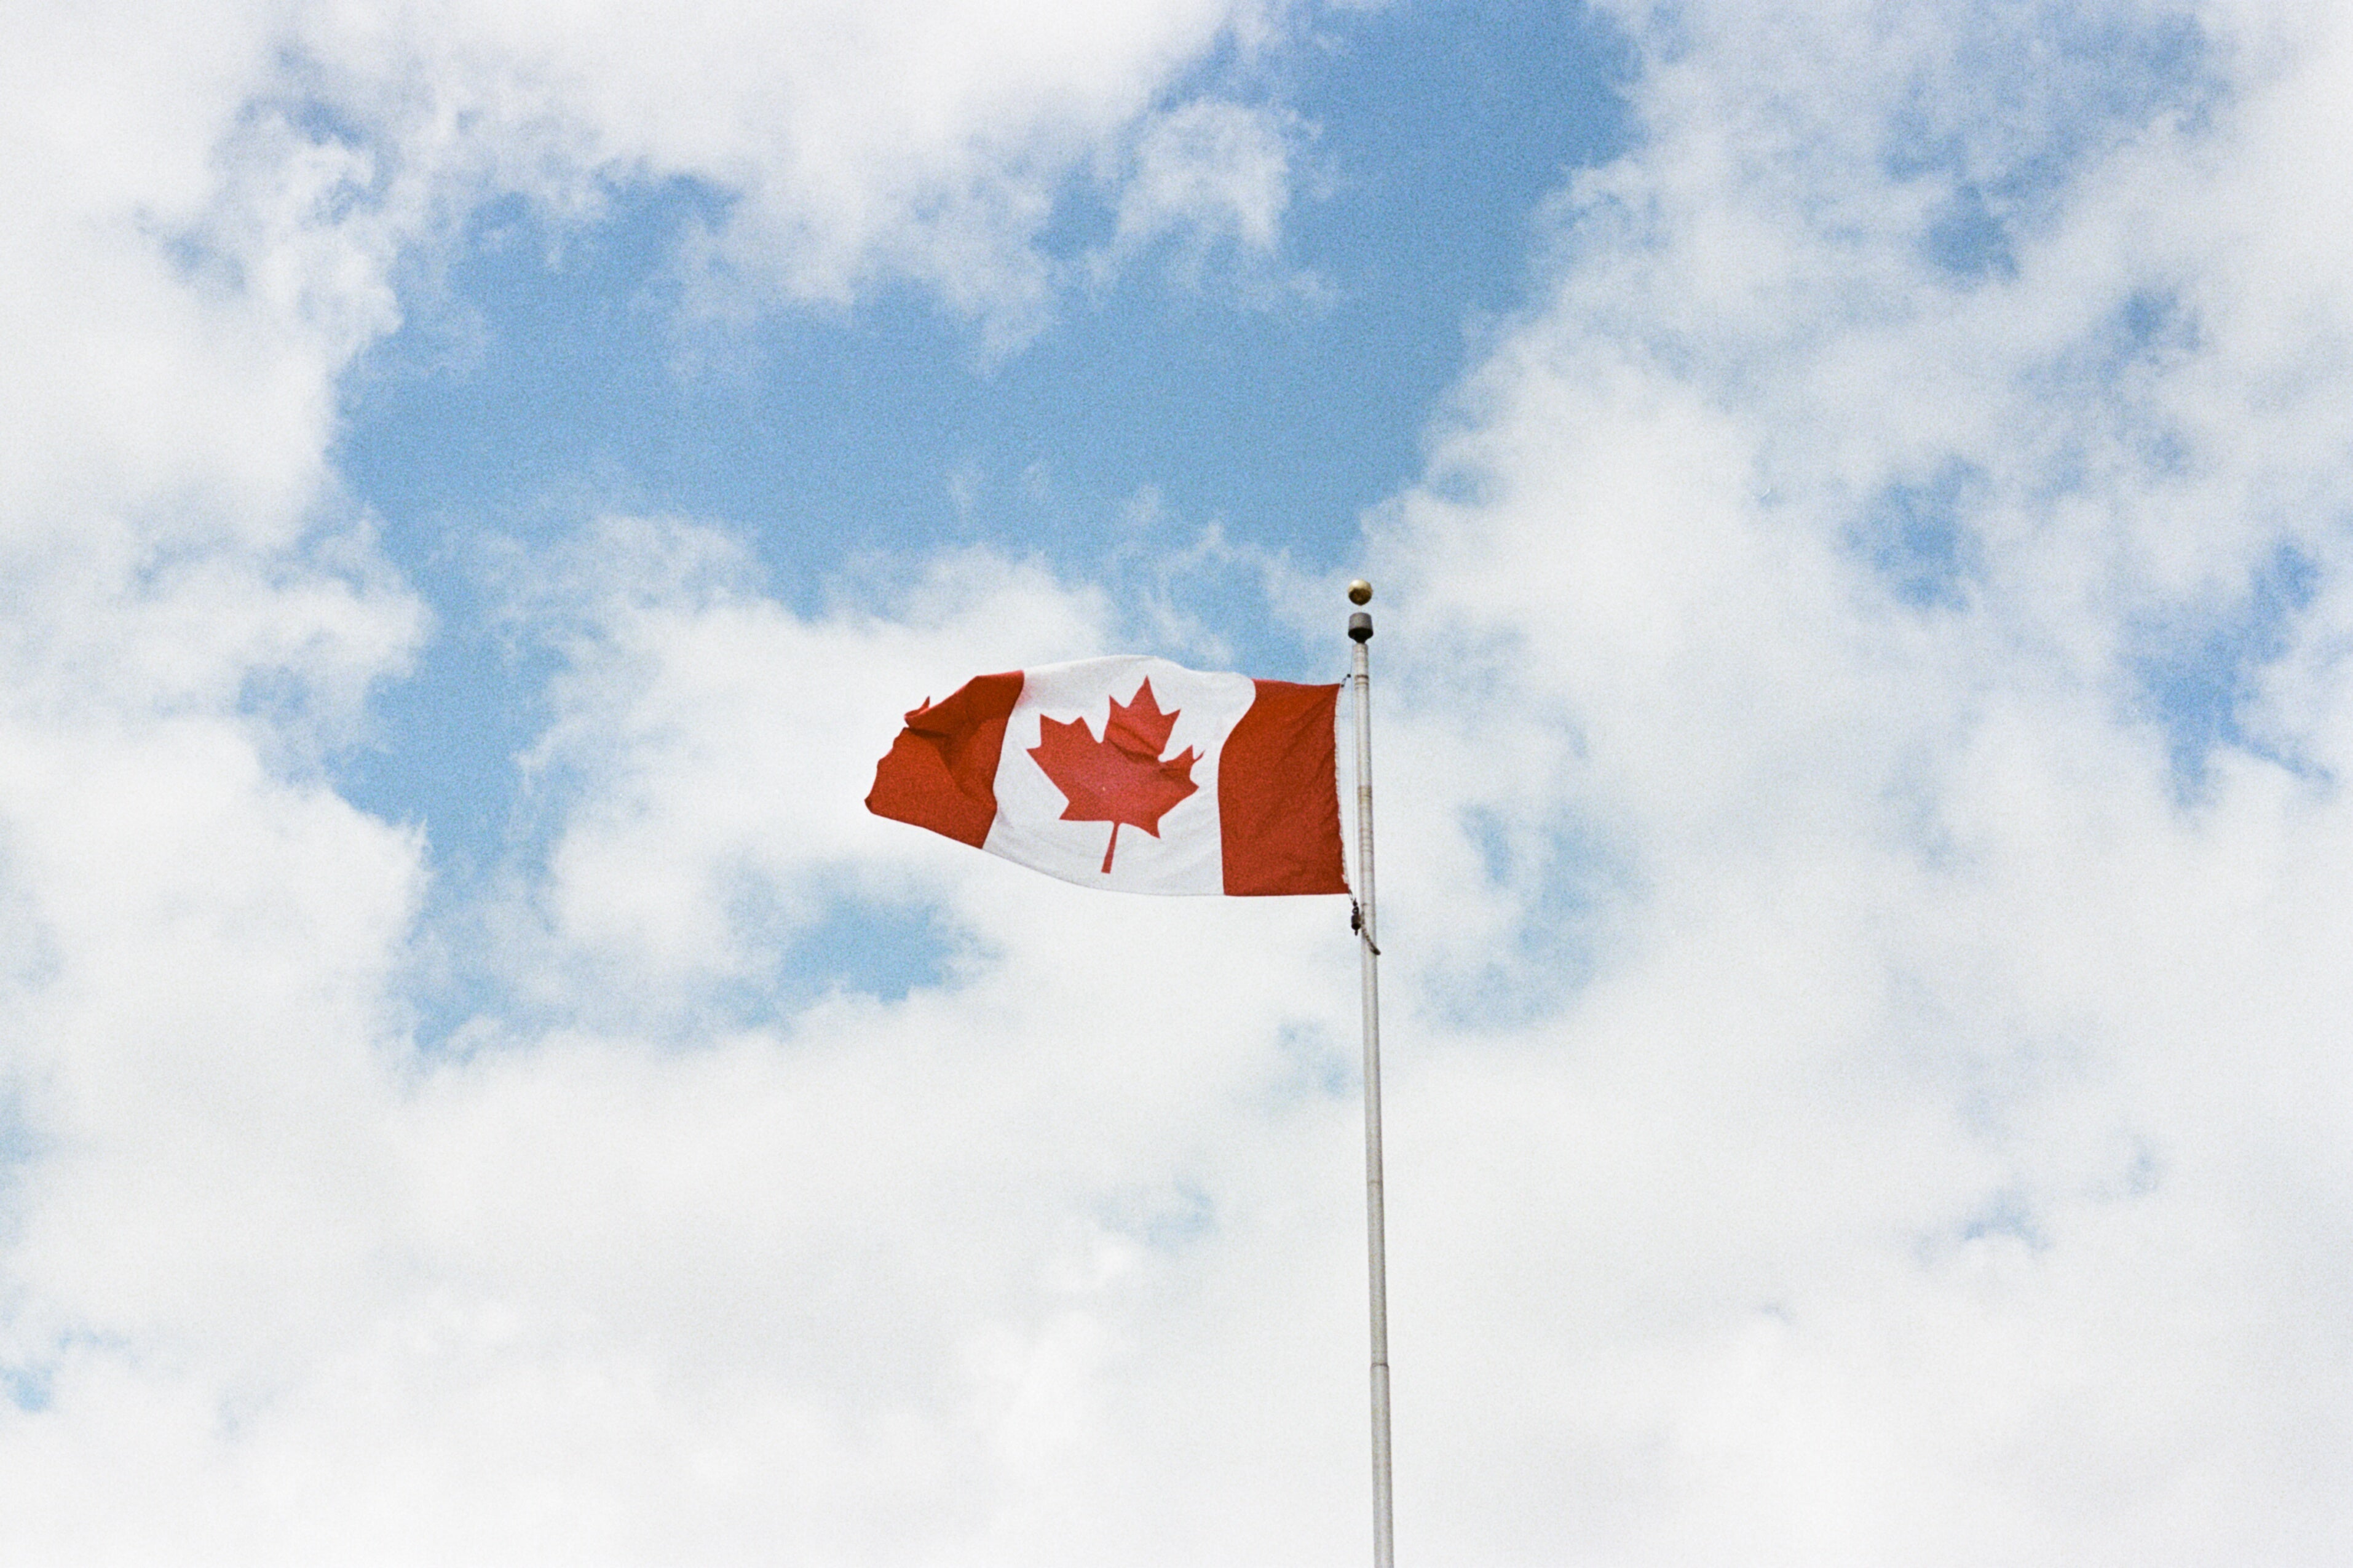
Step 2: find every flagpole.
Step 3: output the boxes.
[1347,579,1394,1568]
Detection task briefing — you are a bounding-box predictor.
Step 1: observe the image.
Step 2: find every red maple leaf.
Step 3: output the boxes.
[1027,679,1201,873]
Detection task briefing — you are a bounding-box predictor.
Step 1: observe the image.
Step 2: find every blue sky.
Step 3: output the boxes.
[328,0,1635,1042]
[9,1,2353,1561]
[334,1,1630,897]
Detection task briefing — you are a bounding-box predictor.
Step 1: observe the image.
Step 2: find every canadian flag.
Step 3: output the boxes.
[866,656,1348,896]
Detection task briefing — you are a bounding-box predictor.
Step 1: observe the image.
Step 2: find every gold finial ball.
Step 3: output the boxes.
[1347,579,1374,605]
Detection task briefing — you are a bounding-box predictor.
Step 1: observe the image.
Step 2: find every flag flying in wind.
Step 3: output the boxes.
[867,656,1348,896]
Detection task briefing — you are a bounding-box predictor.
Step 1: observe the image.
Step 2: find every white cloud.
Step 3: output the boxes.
[1342,0,2353,1558]
[12,0,2353,1562]
[502,517,1113,1012]
[1102,97,1300,287]
[0,1,1350,1559]
[285,0,1305,347]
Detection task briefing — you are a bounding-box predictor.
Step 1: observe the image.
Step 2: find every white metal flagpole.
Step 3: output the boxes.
[1345,579,1394,1568]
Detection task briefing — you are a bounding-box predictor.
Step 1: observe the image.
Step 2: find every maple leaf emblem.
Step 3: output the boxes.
[1028,679,1201,873]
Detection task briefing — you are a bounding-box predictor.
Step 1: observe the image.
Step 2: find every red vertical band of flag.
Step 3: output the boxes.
[1219,679,1348,895]
[864,671,1024,847]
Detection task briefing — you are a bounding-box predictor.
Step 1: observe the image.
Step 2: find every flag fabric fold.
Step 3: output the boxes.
[866,655,1348,896]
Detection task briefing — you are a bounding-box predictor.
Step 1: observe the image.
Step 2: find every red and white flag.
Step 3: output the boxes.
[866,656,1348,896]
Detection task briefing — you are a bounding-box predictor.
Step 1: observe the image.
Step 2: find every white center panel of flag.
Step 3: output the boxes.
[985,655,1257,895]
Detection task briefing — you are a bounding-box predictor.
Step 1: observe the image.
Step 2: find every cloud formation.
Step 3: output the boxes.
[1,1,1335,1559]
[290,0,1302,345]
[1362,0,2353,1557]
[7,0,2353,1563]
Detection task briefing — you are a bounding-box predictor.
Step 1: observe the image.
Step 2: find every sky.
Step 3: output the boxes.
[5,0,2353,1562]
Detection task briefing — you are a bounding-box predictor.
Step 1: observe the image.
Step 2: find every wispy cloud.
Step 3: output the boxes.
[7,0,2353,1561]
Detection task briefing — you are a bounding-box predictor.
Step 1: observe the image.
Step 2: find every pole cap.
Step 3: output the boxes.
[1347,579,1374,605]
[1348,611,1373,642]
